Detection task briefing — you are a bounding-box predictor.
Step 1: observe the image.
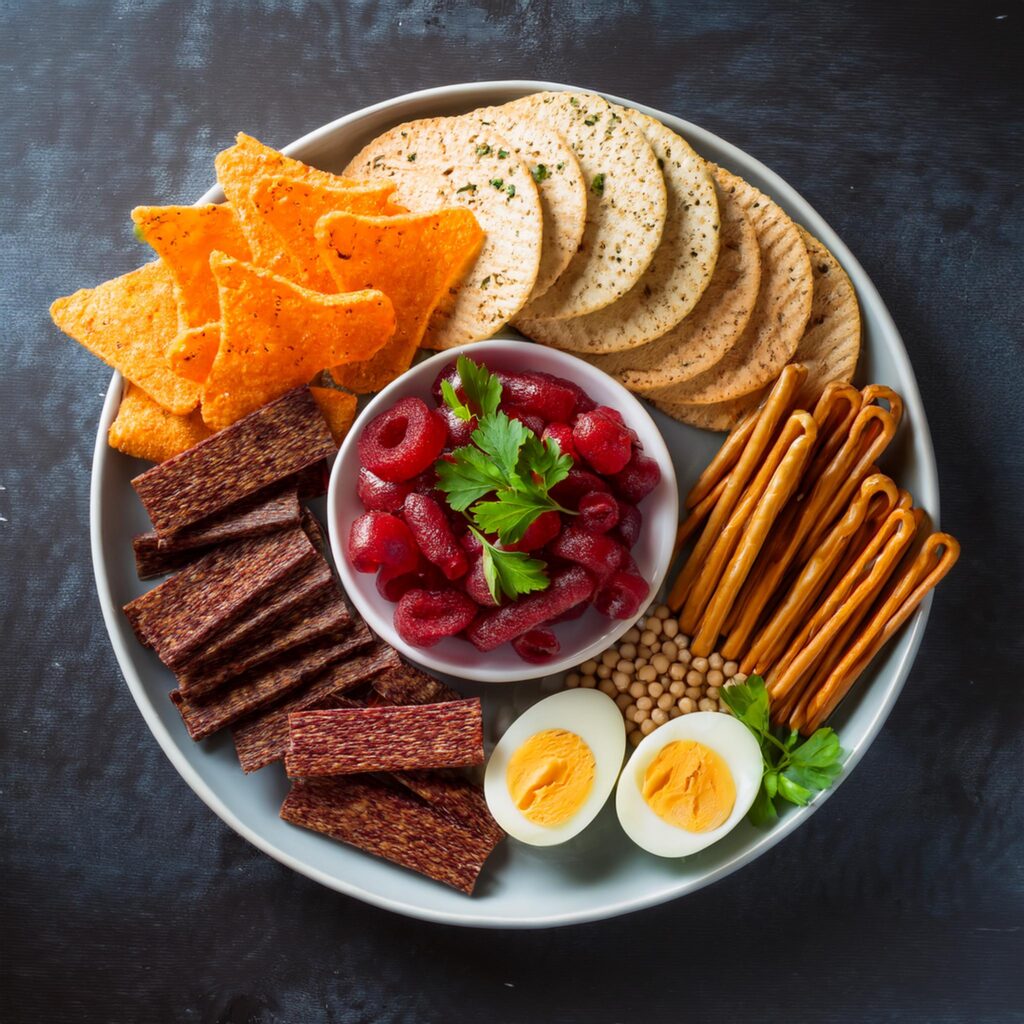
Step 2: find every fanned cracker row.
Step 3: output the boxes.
[503,92,667,321]
[591,175,760,388]
[517,109,719,353]
[646,166,813,405]
[462,106,587,301]
[343,116,544,348]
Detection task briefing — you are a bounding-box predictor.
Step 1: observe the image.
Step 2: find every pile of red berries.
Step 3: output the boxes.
[347,361,662,663]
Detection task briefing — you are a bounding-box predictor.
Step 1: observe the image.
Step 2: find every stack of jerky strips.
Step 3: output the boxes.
[122,387,503,894]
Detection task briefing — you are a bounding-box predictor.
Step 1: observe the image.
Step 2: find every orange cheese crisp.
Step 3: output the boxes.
[215,133,368,275]
[108,382,211,462]
[200,254,395,429]
[249,175,402,291]
[506,729,595,827]
[131,204,251,328]
[166,322,220,384]
[50,260,201,415]
[642,740,735,832]
[317,209,485,393]
[309,386,358,444]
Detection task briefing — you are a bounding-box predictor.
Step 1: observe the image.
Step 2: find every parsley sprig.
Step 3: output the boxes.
[720,676,845,826]
[434,357,574,602]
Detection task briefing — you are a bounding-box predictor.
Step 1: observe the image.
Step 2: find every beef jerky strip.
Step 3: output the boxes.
[231,646,402,773]
[124,527,316,667]
[132,486,301,580]
[178,558,335,677]
[370,661,461,706]
[132,386,335,536]
[280,775,501,895]
[300,508,327,558]
[171,621,374,741]
[176,585,353,698]
[292,459,329,499]
[285,700,484,777]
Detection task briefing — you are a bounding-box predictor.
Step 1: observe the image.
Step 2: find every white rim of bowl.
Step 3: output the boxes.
[90,79,939,928]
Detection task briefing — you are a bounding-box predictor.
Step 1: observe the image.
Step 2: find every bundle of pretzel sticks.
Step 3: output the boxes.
[667,363,959,735]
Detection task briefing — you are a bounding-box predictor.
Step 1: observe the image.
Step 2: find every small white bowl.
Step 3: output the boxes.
[327,337,679,682]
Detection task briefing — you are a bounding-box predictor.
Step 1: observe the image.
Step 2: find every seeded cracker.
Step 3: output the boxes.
[124,526,318,668]
[285,700,484,776]
[132,485,301,579]
[172,622,375,740]
[502,91,667,322]
[462,106,587,300]
[342,116,543,349]
[591,174,761,390]
[280,776,501,894]
[50,260,201,415]
[646,166,813,405]
[518,108,719,353]
[232,643,402,772]
[132,387,336,536]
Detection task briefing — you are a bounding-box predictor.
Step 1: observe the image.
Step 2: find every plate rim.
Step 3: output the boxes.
[89,79,939,928]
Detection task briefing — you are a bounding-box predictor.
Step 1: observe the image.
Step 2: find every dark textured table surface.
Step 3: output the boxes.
[3,2,1022,1021]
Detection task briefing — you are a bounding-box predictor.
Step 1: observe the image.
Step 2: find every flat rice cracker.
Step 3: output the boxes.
[108,382,211,461]
[316,209,485,393]
[50,260,201,415]
[646,166,813,405]
[342,116,543,349]
[654,226,861,431]
[131,204,252,329]
[216,133,370,276]
[248,175,401,292]
[589,175,760,389]
[517,109,719,353]
[502,91,667,322]
[461,106,586,301]
[201,254,395,430]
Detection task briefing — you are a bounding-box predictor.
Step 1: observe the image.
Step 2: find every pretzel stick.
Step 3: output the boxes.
[765,506,918,705]
[672,476,727,563]
[743,474,900,675]
[684,410,758,510]
[799,382,864,494]
[691,420,815,657]
[861,383,904,428]
[679,410,817,634]
[799,532,960,733]
[827,486,913,592]
[668,365,808,612]
[721,405,897,660]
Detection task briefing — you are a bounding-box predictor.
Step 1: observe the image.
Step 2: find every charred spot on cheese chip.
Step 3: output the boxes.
[248,175,399,291]
[166,322,220,384]
[108,383,211,463]
[215,133,372,275]
[132,386,336,536]
[131,204,251,329]
[308,386,358,444]
[316,209,485,393]
[50,261,201,415]
[200,254,395,429]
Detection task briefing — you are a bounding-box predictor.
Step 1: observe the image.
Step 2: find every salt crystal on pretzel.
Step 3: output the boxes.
[668,365,808,612]
[691,412,816,657]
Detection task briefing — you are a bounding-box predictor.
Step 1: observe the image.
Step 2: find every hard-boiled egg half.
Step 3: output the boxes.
[484,688,625,846]
[616,712,762,857]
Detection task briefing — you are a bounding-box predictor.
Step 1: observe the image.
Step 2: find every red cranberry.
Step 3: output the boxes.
[505,510,562,552]
[546,599,589,625]
[402,493,469,580]
[594,571,650,619]
[394,588,478,647]
[503,405,546,435]
[550,466,610,509]
[547,527,628,582]
[578,491,620,534]
[437,404,477,447]
[357,468,412,513]
[358,397,447,482]
[572,407,633,475]
[610,502,642,549]
[495,371,577,422]
[542,422,577,460]
[609,449,661,504]
[463,556,498,607]
[376,561,444,602]
[512,628,560,664]
[348,512,419,575]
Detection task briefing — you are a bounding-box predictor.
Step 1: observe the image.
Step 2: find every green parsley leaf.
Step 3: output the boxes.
[471,488,560,543]
[435,446,507,511]
[455,355,502,418]
[472,527,549,602]
[591,173,606,196]
[719,677,769,735]
[476,143,492,156]
[777,773,813,807]
[748,784,779,827]
[520,434,572,491]
[489,178,504,190]
[532,164,550,183]
[440,379,473,422]
[471,410,528,484]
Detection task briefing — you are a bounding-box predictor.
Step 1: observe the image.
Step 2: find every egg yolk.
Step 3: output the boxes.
[506,729,596,826]
[642,740,736,833]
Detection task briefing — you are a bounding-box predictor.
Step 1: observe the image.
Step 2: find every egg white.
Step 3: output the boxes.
[484,688,626,847]
[616,712,762,857]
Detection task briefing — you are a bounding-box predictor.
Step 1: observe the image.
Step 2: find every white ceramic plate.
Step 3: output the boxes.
[90,81,938,928]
